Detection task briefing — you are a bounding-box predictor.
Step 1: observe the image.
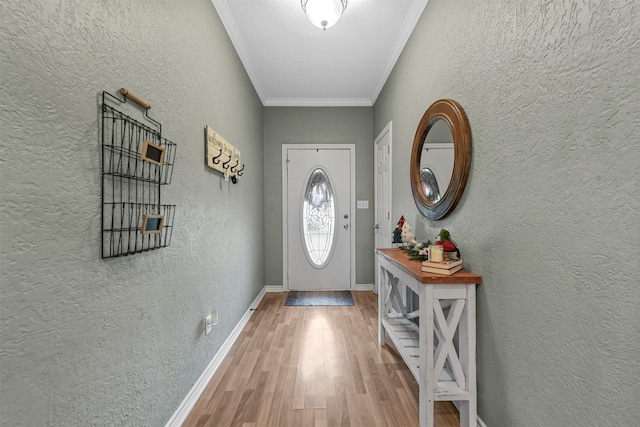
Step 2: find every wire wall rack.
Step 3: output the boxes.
[101,90,177,258]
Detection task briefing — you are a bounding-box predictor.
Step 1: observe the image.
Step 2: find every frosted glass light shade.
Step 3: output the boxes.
[301,0,348,30]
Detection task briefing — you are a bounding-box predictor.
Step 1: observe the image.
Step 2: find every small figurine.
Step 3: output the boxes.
[401,221,418,246]
[435,229,460,259]
[392,216,405,244]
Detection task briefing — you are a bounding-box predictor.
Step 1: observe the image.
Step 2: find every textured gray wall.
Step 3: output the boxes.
[374,0,640,425]
[263,107,374,287]
[1,0,264,425]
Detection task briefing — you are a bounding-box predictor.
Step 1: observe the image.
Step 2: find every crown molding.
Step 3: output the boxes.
[264,97,374,107]
[210,0,267,105]
[370,0,429,104]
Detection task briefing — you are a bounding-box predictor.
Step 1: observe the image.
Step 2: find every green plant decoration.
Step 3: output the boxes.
[405,240,432,261]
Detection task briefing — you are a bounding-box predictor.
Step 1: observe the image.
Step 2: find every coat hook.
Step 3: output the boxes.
[230,159,240,173]
[222,156,232,169]
[211,150,223,165]
[236,164,245,176]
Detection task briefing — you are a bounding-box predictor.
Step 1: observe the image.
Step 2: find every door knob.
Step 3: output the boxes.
[373,224,379,229]
[344,224,349,230]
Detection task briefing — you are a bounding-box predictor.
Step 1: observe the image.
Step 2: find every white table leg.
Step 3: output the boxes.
[458,284,476,427]
[419,284,435,427]
[377,263,385,346]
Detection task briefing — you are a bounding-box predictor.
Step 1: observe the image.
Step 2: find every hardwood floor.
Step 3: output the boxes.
[183,291,460,427]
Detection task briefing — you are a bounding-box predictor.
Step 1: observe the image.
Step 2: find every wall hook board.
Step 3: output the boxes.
[205,125,242,182]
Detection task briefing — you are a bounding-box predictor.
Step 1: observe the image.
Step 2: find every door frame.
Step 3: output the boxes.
[282,144,356,291]
[374,122,392,294]
[374,121,393,247]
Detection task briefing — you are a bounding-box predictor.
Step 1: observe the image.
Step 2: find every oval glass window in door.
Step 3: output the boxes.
[302,168,336,268]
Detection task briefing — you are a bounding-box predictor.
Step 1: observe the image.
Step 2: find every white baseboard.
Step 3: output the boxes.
[263,285,373,292]
[355,283,374,291]
[165,287,267,427]
[477,416,487,427]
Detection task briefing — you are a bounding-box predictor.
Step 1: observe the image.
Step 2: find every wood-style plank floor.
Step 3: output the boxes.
[183,291,459,427]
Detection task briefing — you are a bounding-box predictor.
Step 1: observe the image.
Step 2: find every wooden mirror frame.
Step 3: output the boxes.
[410,99,472,220]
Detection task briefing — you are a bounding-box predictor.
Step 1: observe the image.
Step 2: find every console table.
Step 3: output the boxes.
[376,248,482,427]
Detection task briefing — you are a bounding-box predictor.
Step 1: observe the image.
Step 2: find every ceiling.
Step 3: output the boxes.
[211,0,428,107]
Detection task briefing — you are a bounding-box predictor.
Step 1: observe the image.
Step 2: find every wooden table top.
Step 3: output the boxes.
[376,248,483,285]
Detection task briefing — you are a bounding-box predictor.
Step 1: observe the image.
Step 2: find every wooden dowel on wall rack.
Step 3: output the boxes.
[119,88,151,109]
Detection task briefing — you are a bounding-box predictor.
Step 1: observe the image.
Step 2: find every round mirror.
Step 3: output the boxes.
[410,99,471,220]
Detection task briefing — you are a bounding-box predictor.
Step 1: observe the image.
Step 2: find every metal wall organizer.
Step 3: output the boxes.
[101,90,177,258]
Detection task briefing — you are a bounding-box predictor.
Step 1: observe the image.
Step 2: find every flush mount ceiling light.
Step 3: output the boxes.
[301,0,348,31]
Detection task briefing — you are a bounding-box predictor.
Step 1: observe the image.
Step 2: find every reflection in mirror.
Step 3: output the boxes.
[420,167,440,203]
[420,119,454,201]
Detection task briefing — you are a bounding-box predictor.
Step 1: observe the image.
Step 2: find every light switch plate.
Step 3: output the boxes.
[357,200,369,209]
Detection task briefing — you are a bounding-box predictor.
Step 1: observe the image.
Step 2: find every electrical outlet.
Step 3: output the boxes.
[205,314,212,336]
[204,310,218,336]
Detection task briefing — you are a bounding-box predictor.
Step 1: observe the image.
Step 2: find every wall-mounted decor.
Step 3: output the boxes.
[205,126,244,183]
[101,89,178,258]
[410,99,471,220]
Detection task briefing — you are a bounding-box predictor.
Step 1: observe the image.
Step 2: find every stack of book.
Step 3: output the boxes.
[421,258,463,275]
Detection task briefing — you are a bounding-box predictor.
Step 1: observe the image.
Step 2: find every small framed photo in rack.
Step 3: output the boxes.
[141,214,164,234]
[141,140,165,165]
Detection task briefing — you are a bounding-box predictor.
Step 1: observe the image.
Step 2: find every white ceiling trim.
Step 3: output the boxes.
[369,0,429,105]
[211,0,268,105]
[264,97,374,107]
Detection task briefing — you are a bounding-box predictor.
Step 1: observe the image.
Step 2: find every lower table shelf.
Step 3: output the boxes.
[382,313,471,401]
[382,313,420,378]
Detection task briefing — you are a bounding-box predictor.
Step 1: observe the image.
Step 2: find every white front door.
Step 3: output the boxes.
[283,145,354,291]
[374,122,393,250]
